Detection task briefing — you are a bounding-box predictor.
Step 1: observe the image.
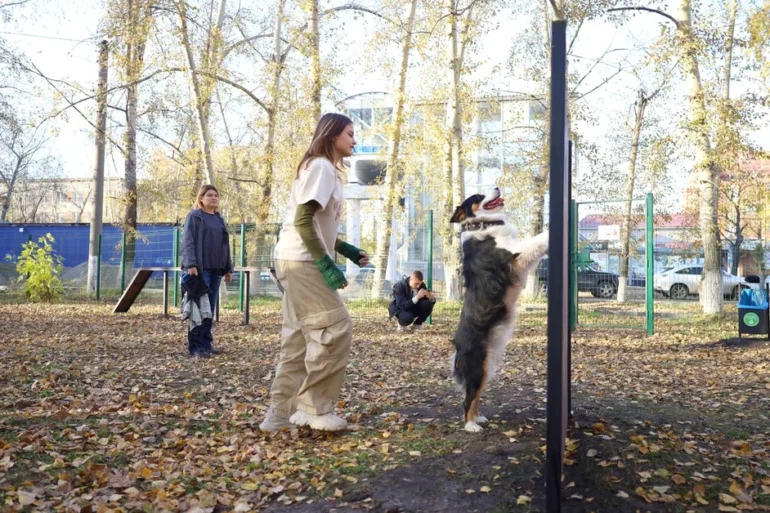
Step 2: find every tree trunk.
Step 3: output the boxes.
[722,0,737,100]
[731,205,742,276]
[122,0,152,270]
[246,0,286,298]
[371,0,418,299]
[199,0,227,128]
[262,0,285,224]
[523,152,549,298]
[177,0,218,185]
[442,1,465,300]
[678,0,722,314]
[216,87,240,189]
[310,0,321,123]
[618,89,647,303]
[0,159,22,221]
[124,80,139,267]
[523,5,552,300]
[723,0,740,278]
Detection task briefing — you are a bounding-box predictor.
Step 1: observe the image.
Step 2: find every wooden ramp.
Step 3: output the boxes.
[113,267,174,315]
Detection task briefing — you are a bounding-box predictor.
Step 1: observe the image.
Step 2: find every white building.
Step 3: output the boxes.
[337,92,547,284]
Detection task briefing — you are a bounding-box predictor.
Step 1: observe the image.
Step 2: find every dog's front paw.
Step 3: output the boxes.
[464,421,483,433]
[474,415,489,424]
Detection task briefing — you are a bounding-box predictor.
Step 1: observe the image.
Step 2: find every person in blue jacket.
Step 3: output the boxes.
[181,185,233,358]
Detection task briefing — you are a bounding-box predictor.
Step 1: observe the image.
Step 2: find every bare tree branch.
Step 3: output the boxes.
[606,7,680,28]
[225,3,392,61]
[571,65,626,101]
[25,61,128,155]
[27,65,271,118]
[417,0,481,38]
[134,126,191,163]
[0,0,31,9]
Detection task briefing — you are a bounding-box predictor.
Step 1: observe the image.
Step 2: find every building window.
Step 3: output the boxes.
[349,108,372,128]
[529,102,547,122]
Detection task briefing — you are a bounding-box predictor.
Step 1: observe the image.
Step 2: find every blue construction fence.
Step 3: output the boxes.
[0,222,288,300]
[1,223,176,269]
[0,223,175,295]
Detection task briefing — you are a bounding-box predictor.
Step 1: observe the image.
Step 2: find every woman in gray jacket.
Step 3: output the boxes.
[181,185,233,358]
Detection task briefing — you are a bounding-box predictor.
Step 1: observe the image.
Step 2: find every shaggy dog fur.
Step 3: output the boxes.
[450,188,549,432]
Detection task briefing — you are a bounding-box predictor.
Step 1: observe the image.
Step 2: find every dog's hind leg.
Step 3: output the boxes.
[464,360,488,432]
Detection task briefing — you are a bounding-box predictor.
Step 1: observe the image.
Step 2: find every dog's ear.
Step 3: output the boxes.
[450,206,466,223]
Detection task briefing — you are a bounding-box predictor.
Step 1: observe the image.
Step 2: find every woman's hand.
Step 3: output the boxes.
[224,273,233,284]
[358,251,369,267]
[188,267,199,276]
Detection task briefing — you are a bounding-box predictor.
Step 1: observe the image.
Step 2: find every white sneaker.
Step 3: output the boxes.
[396,324,405,332]
[290,410,348,431]
[259,407,293,432]
[413,324,424,333]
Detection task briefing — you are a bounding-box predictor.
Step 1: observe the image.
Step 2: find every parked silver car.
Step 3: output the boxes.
[653,264,750,300]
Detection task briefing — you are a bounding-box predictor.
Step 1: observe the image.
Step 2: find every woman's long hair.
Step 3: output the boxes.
[296,113,353,178]
[195,184,219,210]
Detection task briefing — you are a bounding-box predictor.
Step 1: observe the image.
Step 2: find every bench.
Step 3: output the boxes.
[234,266,284,325]
[113,266,283,325]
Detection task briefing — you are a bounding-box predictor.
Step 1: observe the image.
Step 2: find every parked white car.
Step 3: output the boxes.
[653,264,750,300]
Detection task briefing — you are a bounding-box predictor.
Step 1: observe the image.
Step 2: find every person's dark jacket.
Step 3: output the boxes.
[389,276,431,317]
[181,209,234,274]
[181,273,209,303]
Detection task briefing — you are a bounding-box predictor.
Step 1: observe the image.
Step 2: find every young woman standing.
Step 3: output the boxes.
[260,113,368,432]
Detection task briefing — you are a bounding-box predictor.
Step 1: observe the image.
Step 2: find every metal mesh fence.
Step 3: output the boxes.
[573,199,650,330]
[2,217,768,328]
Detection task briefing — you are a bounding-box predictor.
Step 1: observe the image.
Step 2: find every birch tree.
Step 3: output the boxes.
[174,0,227,185]
[511,0,635,298]
[607,1,736,313]
[719,160,767,277]
[371,0,419,298]
[106,0,156,267]
[309,0,321,122]
[0,119,50,221]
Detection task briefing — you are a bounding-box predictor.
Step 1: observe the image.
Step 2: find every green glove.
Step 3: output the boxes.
[336,241,364,266]
[316,254,347,290]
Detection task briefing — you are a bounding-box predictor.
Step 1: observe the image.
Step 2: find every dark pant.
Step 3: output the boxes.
[392,300,434,327]
[188,270,222,355]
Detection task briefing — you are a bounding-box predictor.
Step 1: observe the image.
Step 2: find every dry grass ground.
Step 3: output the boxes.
[0,299,768,512]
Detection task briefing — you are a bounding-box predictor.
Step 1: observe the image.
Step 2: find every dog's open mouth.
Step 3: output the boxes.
[483,197,504,210]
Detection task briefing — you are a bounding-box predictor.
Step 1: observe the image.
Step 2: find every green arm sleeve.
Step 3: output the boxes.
[294,201,327,261]
[295,201,347,290]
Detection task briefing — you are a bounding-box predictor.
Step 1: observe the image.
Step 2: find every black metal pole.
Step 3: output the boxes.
[567,141,577,426]
[546,19,569,513]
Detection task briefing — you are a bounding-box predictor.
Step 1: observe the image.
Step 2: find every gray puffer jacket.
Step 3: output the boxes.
[181,209,234,273]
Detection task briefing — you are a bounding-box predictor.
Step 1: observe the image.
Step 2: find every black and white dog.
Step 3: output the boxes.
[450,188,549,432]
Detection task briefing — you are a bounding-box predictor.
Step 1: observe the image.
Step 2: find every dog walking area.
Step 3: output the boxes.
[1,300,769,512]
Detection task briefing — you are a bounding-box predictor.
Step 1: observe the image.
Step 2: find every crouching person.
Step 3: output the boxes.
[388,271,436,332]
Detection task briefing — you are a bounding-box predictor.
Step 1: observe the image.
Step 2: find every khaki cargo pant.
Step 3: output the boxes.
[269,259,353,417]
